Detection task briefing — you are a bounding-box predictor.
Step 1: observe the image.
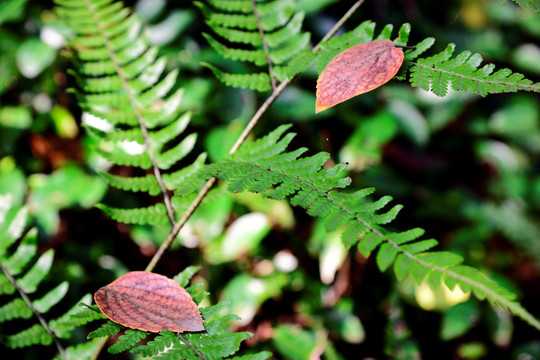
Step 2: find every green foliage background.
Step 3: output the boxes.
[1,0,540,359]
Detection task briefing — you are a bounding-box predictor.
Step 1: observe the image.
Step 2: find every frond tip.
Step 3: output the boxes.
[410,43,540,96]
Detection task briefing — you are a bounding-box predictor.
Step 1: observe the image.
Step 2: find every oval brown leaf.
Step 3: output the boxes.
[94,271,204,333]
[315,40,404,113]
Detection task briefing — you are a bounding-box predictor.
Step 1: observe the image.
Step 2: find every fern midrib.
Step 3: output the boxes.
[84,0,175,224]
[0,261,67,359]
[411,61,540,92]
[240,161,540,329]
[249,0,276,90]
[177,333,208,360]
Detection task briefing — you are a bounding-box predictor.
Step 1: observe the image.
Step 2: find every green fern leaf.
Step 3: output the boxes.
[3,228,37,276]
[51,300,106,336]
[18,249,54,294]
[410,43,540,96]
[33,282,69,313]
[109,329,148,354]
[202,62,272,91]
[99,172,161,196]
[131,330,176,357]
[173,265,202,288]
[87,320,123,339]
[199,0,309,91]
[0,298,32,321]
[5,323,52,348]
[96,203,170,226]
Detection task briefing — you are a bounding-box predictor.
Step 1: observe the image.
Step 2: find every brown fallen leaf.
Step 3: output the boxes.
[315,40,404,113]
[94,271,204,333]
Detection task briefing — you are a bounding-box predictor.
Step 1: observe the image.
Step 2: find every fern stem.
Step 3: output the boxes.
[177,333,208,360]
[0,262,67,360]
[84,0,176,224]
[145,0,368,273]
[145,176,217,272]
[250,0,277,90]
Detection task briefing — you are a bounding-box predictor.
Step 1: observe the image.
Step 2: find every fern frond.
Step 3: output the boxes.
[198,0,310,90]
[203,125,540,330]
[56,0,202,227]
[410,43,540,96]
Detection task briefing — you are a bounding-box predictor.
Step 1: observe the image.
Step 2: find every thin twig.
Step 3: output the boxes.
[0,262,67,360]
[85,0,176,224]
[250,0,277,90]
[314,0,366,52]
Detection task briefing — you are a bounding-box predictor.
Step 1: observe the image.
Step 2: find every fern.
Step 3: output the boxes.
[0,195,101,357]
[56,0,202,228]
[409,43,540,96]
[197,0,311,90]
[201,125,540,330]
[86,266,271,359]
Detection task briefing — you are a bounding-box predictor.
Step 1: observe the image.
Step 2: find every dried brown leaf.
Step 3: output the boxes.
[316,40,404,113]
[94,271,204,333]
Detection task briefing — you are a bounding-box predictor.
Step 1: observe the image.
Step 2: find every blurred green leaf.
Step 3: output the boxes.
[489,96,539,136]
[50,105,78,139]
[234,192,295,229]
[0,106,32,130]
[0,158,26,206]
[271,87,317,121]
[440,301,480,340]
[339,110,397,171]
[512,43,540,75]
[219,212,271,262]
[272,324,318,360]
[27,163,107,234]
[147,10,195,46]
[457,342,487,359]
[389,100,429,146]
[324,299,365,344]
[221,273,289,327]
[16,38,56,79]
[205,122,244,162]
[0,0,27,25]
